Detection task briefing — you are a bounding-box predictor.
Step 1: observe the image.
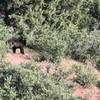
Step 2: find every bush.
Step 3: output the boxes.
[73,65,97,87]
[0,41,8,61]
[96,58,100,70]
[34,51,53,62]
[0,0,100,64]
[0,17,14,41]
[0,62,78,100]
[21,24,100,64]
[64,25,100,63]
[27,28,66,63]
[27,24,100,63]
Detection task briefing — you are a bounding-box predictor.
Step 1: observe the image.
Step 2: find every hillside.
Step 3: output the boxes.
[4,48,100,100]
[0,0,100,100]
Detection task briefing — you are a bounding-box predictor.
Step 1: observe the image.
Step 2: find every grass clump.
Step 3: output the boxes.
[73,65,97,87]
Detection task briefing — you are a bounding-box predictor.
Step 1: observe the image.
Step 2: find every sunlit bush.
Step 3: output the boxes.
[73,65,97,87]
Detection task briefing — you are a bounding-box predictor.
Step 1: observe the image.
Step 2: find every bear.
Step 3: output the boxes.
[6,36,26,54]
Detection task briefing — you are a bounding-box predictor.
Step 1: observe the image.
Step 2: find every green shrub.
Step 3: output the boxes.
[24,22,100,63]
[27,29,66,63]
[96,58,100,70]
[0,17,14,41]
[0,0,100,64]
[73,65,97,87]
[0,62,78,100]
[64,26,100,62]
[32,51,53,62]
[0,41,8,61]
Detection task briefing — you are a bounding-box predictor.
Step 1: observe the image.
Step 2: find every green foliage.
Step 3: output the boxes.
[0,17,14,40]
[97,0,100,14]
[33,51,53,62]
[96,58,100,70]
[0,75,17,100]
[0,41,8,63]
[73,65,97,87]
[25,23,100,63]
[0,0,100,63]
[27,27,67,62]
[54,24,100,63]
[0,0,100,99]
[0,62,78,100]
[0,18,7,40]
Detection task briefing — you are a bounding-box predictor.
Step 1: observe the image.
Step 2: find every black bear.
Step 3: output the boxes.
[6,36,26,54]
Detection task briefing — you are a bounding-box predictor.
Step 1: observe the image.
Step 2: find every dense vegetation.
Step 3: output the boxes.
[0,0,100,99]
[0,63,76,100]
[0,0,100,62]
